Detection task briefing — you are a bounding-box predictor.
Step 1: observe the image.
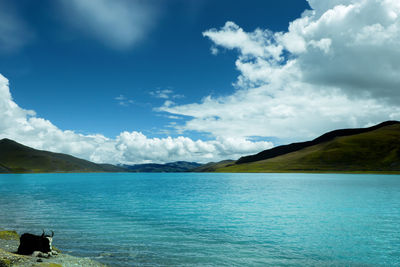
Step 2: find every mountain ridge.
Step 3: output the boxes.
[0,138,126,173]
[2,120,399,174]
[214,121,400,173]
[237,121,400,164]
[122,161,202,172]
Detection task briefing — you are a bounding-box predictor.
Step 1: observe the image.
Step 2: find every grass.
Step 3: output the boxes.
[0,231,19,241]
[216,124,400,173]
[191,160,235,172]
[33,263,62,267]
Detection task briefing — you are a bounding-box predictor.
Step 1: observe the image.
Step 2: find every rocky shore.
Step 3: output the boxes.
[0,230,106,267]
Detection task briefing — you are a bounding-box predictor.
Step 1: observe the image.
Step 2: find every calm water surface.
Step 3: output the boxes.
[0,173,399,266]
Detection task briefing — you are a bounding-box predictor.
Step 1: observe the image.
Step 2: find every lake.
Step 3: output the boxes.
[0,173,399,266]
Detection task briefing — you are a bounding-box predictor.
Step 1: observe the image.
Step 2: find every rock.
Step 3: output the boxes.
[51,246,61,254]
[50,250,58,256]
[0,248,27,266]
[32,251,50,258]
[0,258,11,267]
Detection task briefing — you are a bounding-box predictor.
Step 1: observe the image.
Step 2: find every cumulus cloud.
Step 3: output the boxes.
[0,74,271,164]
[160,0,400,141]
[288,0,400,101]
[114,132,272,163]
[60,0,157,49]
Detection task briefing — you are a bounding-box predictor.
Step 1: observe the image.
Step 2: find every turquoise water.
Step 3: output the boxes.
[0,173,400,266]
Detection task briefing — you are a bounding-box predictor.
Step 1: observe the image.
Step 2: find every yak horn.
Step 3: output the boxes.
[51,231,54,237]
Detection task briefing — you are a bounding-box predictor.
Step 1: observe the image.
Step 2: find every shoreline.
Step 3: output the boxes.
[212,171,400,175]
[0,170,399,175]
[0,230,107,267]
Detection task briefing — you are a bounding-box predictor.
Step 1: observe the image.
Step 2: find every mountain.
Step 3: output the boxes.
[208,121,400,173]
[191,160,235,172]
[0,139,127,173]
[237,121,400,164]
[122,161,202,172]
[3,120,400,174]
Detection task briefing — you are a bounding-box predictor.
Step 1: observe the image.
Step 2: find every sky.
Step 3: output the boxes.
[1,0,400,164]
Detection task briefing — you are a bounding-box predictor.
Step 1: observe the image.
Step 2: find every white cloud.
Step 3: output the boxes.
[287,0,400,101]
[115,132,272,163]
[115,94,134,106]
[150,89,174,99]
[210,46,219,55]
[60,0,157,49]
[167,115,182,120]
[306,0,355,17]
[0,74,271,164]
[160,0,400,141]
[203,21,283,61]
[150,89,184,99]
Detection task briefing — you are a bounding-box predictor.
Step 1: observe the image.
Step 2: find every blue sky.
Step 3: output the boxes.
[0,0,309,138]
[1,0,399,164]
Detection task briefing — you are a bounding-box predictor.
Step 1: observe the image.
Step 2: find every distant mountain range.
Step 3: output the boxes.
[0,138,202,173]
[1,121,399,174]
[198,121,400,173]
[122,161,202,172]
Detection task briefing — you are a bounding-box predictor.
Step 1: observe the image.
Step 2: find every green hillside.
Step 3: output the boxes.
[215,123,400,173]
[191,160,235,172]
[0,139,126,173]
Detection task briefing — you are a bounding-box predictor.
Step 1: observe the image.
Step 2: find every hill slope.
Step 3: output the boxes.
[0,139,126,173]
[215,122,400,173]
[237,121,400,164]
[191,160,235,172]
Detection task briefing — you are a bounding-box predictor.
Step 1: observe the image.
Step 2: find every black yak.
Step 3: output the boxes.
[17,230,58,257]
